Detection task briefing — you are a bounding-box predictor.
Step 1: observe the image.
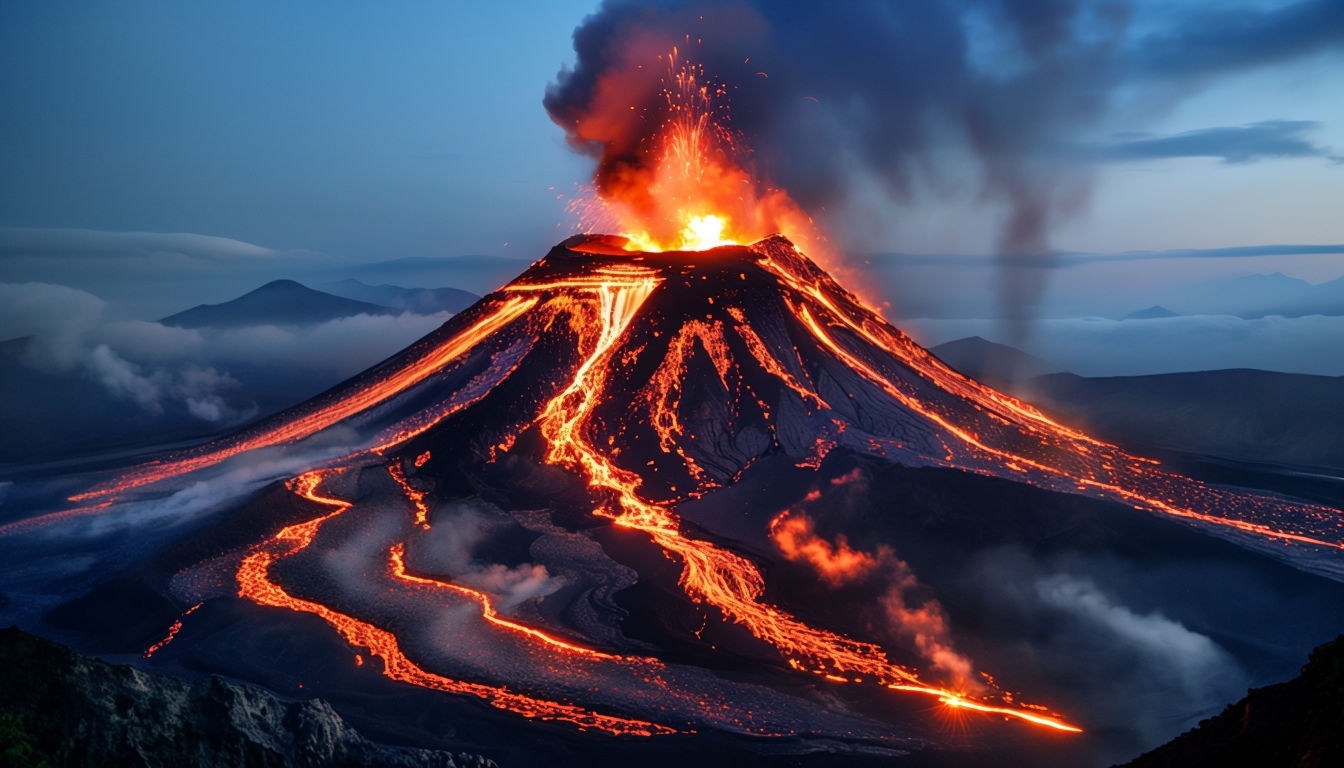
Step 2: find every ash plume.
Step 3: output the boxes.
[545,0,1344,344]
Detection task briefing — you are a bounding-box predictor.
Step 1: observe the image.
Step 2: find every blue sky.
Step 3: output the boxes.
[2,1,1341,262]
[1,0,1342,370]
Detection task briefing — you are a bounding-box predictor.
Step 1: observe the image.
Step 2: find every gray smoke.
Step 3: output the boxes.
[545,0,1344,344]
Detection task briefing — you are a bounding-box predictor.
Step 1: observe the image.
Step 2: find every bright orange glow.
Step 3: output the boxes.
[576,50,822,256]
[388,543,646,663]
[236,469,672,736]
[769,510,878,587]
[387,461,431,529]
[522,260,1082,734]
[144,602,203,659]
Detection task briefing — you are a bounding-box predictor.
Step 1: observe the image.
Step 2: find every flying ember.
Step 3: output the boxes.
[571,49,822,255]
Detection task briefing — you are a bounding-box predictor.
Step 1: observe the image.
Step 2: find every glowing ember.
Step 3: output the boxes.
[574,50,822,256]
[144,602,203,659]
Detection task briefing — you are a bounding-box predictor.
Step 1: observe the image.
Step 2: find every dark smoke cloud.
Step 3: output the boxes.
[545,0,1344,345]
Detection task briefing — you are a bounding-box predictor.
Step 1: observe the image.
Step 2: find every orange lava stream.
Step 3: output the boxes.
[72,295,537,503]
[524,269,1081,733]
[387,461,431,529]
[388,543,645,663]
[143,602,203,659]
[780,265,1344,552]
[236,468,672,736]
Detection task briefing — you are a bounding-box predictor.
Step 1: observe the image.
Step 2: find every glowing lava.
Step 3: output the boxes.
[236,469,672,736]
[573,50,821,257]
[522,262,1083,733]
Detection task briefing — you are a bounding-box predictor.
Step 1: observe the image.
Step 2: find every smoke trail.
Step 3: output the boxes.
[546,0,1344,343]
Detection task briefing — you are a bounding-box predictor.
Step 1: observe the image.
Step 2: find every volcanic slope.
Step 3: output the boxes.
[16,234,1344,762]
[67,235,1344,556]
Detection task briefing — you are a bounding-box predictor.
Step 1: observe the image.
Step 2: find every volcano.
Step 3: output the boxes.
[7,235,1344,766]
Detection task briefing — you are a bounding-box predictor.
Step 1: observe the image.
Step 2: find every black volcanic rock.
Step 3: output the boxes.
[1118,634,1344,768]
[9,234,1344,768]
[0,626,496,768]
[162,279,397,328]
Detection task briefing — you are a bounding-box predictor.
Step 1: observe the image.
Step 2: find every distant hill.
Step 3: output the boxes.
[1030,369,1344,470]
[1123,305,1179,320]
[1157,272,1344,318]
[930,336,1065,386]
[322,278,478,315]
[161,280,395,328]
[1120,633,1344,767]
[931,337,1344,471]
[338,255,528,297]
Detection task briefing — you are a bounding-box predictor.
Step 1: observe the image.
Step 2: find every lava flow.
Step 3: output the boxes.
[31,46,1344,755]
[523,254,1082,733]
[236,469,673,736]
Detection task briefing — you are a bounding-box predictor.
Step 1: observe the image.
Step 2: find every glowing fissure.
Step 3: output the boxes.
[236,469,672,736]
[143,602,203,659]
[643,318,737,484]
[527,263,1082,733]
[388,461,431,529]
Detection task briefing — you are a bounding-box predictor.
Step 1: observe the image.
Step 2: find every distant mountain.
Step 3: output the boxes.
[338,255,528,298]
[322,278,478,315]
[930,336,1065,386]
[931,337,1344,471]
[1120,633,1344,767]
[1122,305,1179,320]
[161,279,395,328]
[1158,272,1344,318]
[1028,369,1344,470]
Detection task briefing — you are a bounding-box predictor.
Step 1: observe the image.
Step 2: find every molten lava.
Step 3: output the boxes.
[32,46,1344,751]
[236,469,672,736]
[571,50,822,257]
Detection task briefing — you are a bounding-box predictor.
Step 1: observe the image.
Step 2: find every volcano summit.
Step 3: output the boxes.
[5,235,1344,766]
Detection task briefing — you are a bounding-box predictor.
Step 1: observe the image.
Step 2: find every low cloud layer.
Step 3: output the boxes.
[3,280,452,429]
[905,313,1344,376]
[1092,121,1343,165]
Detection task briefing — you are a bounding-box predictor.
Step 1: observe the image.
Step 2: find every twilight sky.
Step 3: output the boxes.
[1,1,1342,374]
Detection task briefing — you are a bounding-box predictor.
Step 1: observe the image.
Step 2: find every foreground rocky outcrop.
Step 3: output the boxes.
[1119,634,1344,767]
[0,626,496,768]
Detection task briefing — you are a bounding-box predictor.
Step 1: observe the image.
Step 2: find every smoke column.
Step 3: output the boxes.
[545,0,1344,344]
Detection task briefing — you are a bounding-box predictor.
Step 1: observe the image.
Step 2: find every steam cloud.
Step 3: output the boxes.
[546,0,1344,344]
[2,281,453,426]
[408,500,564,611]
